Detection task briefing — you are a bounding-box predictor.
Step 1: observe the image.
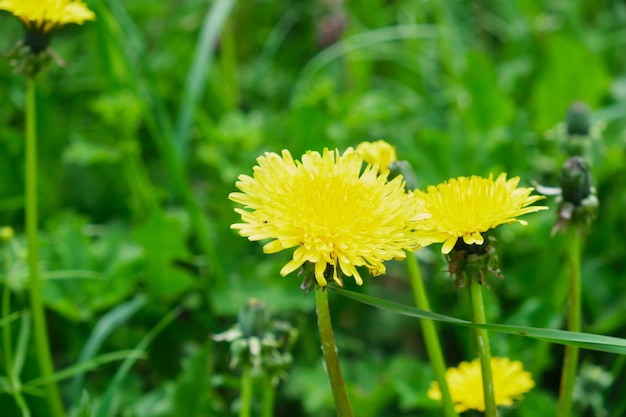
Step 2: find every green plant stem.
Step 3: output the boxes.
[558,230,582,417]
[25,78,65,417]
[405,251,458,417]
[468,275,496,417]
[260,373,275,417]
[315,287,354,417]
[239,365,253,417]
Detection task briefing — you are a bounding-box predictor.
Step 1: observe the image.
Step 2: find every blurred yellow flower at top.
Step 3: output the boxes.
[414,173,548,254]
[229,148,428,287]
[0,0,95,34]
[356,140,397,171]
[428,357,535,413]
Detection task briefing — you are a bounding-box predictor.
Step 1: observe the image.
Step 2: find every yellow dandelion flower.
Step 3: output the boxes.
[414,173,548,254]
[229,148,428,287]
[355,140,397,171]
[0,0,95,35]
[428,357,535,413]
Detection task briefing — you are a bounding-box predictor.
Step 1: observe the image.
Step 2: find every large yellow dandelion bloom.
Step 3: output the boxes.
[414,173,548,254]
[229,148,428,287]
[355,140,397,171]
[428,357,535,413]
[0,0,95,35]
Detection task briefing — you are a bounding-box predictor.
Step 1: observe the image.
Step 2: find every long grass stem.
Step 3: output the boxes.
[25,77,65,417]
[315,287,354,417]
[557,230,582,417]
[260,373,275,417]
[239,365,253,417]
[468,275,496,417]
[405,251,458,417]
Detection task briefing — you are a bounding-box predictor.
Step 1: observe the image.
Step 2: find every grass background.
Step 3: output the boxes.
[1,0,625,416]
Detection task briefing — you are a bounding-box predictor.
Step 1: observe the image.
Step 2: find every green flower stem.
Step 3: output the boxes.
[25,78,65,417]
[239,365,253,417]
[468,275,496,417]
[405,251,458,417]
[558,230,582,417]
[315,287,354,417]
[260,373,275,417]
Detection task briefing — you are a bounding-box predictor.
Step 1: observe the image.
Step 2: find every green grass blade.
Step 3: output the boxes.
[95,307,181,417]
[25,350,146,388]
[68,294,147,403]
[176,0,237,161]
[334,288,626,354]
[0,311,20,328]
[291,24,437,103]
[12,310,31,380]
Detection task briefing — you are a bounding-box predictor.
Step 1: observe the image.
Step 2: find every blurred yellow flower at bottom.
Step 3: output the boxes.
[428,357,535,413]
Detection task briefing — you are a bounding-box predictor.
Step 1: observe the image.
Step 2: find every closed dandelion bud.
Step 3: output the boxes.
[551,157,598,234]
[238,299,268,338]
[563,102,594,157]
[566,102,591,136]
[559,157,592,206]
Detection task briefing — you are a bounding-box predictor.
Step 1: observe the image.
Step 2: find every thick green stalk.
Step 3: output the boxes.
[315,287,354,417]
[469,276,496,417]
[260,373,275,417]
[25,78,65,417]
[405,251,458,417]
[558,230,582,417]
[239,365,253,417]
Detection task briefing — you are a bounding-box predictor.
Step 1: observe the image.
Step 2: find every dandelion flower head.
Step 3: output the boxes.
[229,148,428,287]
[414,173,548,254]
[428,357,535,413]
[355,140,397,171]
[0,0,95,35]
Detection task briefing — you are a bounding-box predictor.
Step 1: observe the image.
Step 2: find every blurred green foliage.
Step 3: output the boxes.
[1,0,626,416]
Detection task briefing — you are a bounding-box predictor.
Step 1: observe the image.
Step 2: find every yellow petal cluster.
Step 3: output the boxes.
[355,140,397,171]
[0,0,95,33]
[230,148,428,287]
[414,173,548,254]
[428,357,535,413]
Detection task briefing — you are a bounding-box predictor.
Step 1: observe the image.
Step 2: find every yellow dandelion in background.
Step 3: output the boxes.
[428,357,535,413]
[0,0,95,36]
[414,173,548,254]
[355,140,397,171]
[229,148,428,287]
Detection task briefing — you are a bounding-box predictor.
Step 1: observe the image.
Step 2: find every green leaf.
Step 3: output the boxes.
[333,288,626,354]
[41,213,140,321]
[134,210,196,300]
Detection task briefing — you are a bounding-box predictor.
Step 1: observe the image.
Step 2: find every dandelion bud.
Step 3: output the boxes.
[237,299,269,338]
[559,157,592,206]
[566,102,591,136]
[551,157,598,235]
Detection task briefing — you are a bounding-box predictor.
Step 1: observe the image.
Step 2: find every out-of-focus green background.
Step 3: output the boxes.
[1,0,625,416]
